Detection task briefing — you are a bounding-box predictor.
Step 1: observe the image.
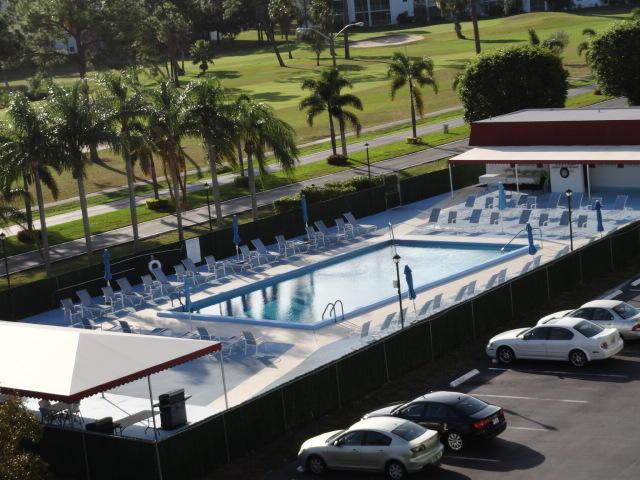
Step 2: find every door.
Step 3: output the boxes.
[546,327,575,360]
[359,431,392,471]
[517,327,550,359]
[590,308,615,328]
[422,402,450,432]
[571,308,593,321]
[396,402,426,425]
[325,431,366,469]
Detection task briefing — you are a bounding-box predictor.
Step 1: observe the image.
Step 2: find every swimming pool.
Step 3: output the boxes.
[161,239,526,330]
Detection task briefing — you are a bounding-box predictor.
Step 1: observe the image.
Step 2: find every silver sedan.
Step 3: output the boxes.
[538,299,640,340]
[298,416,443,480]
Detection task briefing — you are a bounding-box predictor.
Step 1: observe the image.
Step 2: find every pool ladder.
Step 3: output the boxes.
[322,300,345,323]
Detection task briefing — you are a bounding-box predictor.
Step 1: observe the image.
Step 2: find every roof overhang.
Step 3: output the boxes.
[450,145,640,165]
[0,321,220,403]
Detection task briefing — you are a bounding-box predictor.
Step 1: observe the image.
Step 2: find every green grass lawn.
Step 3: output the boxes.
[2,10,630,204]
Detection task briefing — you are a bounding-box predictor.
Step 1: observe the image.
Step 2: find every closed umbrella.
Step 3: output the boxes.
[232,215,241,261]
[183,282,192,313]
[102,249,112,286]
[526,223,537,255]
[404,264,417,316]
[498,183,507,210]
[596,201,604,233]
[300,194,309,226]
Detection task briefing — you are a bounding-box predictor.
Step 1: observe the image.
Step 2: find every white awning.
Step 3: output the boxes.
[450,145,640,164]
[0,321,220,402]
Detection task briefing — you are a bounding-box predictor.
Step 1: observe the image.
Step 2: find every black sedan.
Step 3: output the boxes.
[362,391,506,451]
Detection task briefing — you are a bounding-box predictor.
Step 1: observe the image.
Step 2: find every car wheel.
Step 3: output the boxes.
[306,455,326,475]
[385,460,406,480]
[569,349,588,367]
[497,346,515,365]
[444,431,464,451]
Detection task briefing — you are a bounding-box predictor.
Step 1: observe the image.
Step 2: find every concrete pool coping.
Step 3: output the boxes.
[158,238,529,330]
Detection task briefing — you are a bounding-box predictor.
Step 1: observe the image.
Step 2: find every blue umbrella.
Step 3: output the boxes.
[596,200,604,232]
[232,214,241,260]
[403,265,417,300]
[526,223,537,255]
[300,194,309,226]
[498,183,507,210]
[183,282,192,313]
[102,249,112,285]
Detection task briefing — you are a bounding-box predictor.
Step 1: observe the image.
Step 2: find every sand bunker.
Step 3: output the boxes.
[351,33,423,48]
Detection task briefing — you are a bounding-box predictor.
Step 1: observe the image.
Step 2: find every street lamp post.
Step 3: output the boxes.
[0,232,12,319]
[204,182,213,232]
[364,142,371,180]
[392,253,404,329]
[296,23,364,68]
[565,189,574,251]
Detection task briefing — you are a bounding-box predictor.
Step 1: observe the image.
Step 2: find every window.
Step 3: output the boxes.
[338,431,366,446]
[398,403,425,420]
[574,320,603,338]
[591,309,614,321]
[613,302,639,319]
[424,402,450,420]
[365,431,392,446]
[549,327,574,341]
[455,396,488,416]
[571,308,593,320]
[524,327,549,340]
[392,422,426,441]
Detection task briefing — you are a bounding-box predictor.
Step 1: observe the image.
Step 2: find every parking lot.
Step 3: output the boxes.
[269,341,640,480]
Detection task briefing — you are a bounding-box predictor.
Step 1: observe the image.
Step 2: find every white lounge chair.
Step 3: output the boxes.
[314,220,343,243]
[182,258,217,284]
[102,286,125,312]
[251,238,282,262]
[239,245,262,268]
[61,298,82,323]
[115,278,147,306]
[275,234,307,256]
[204,255,230,276]
[242,330,267,356]
[150,268,181,295]
[306,225,325,248]
[344,212,376,235]
[76,289,112,318]
[335,218,355,238]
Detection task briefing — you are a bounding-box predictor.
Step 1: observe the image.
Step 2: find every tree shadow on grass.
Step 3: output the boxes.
[212,70,241,79]
[252,91,299,102]
[462,38,525,44]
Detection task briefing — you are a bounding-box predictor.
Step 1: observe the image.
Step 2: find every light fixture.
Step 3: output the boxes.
[393,253,401,264]
[565,188,573,198]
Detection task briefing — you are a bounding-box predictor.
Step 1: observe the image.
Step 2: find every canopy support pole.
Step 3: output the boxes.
[586,165,591,200]
[219,350,229,410]
[448,163,454,198]
[147,376,163,480]
[515,164,520,193]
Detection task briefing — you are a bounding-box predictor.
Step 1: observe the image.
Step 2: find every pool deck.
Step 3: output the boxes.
[22,185,638,440]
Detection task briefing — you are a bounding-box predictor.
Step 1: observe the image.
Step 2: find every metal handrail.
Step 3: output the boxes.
[322,299,345,322]
[500,226,544,252]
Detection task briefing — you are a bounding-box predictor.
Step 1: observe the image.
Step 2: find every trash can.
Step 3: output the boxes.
[158,389,187,430]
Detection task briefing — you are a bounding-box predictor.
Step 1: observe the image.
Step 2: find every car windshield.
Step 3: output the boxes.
[455,396,488,415]
[392,422,427,441]
[613,302,639,319]
[574,320,603,338]
[391,402,409,414]
[326,431,345,444]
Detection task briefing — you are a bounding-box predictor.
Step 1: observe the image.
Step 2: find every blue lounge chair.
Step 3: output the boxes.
[447,211,458,225]
[518,209,532,225]
[485,197,494,209]
[468,209,482,225]
[517,194,529,208]
[489,211,500,225]
[577,214,588,228]
[546,192,561,209]
[538,212,549,227]
[427,208,441,225]
[464,195,476,208]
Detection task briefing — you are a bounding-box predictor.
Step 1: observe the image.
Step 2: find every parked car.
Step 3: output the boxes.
[362,391,506,452]
[538,300,640,340]
[297,416,443,480]
[487,317,623,367]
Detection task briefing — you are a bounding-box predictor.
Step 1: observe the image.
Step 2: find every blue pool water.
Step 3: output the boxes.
[189,240,525,328]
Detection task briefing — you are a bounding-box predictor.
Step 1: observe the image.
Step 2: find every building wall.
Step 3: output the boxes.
[589,165,640,190]
[330,0,413,26]
[550,164,585,193]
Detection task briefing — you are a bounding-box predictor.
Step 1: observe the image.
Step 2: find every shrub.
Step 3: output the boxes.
[397,12,413,25]
[233,175,262,189]
[146,198,173,212]
[406,137,422,145]
[327,154,348,165]
[273,195,300,214]
[16,229,39,244]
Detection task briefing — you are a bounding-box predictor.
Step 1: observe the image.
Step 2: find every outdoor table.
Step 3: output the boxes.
[40,402,70,425]
[114,410,157,436]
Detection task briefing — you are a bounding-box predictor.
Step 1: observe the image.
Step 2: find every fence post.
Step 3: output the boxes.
[382,340,390,382]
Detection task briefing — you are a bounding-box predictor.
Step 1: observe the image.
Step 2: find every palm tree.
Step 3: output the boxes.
[388,52,439,139]
[184,78,235,224]
[300,68,363,158]
[189,39,215,75]
[0,92,61,275]
[98,72,148,252]
[234,95,298,220]
[578,28,597,57]
[145,80,191,241]
[46,81,113,259]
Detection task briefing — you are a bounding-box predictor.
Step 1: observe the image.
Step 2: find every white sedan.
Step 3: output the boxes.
[538,300,640,340]
[486,317,623,367]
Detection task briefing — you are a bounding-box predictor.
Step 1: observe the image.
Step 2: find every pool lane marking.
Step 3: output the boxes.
[444,456,501,463]
[473,393,588,404]
[488,367,628,379]
[450,369,480,387]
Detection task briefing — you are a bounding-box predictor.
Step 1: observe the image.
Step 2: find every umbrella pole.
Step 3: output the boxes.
[147,376,163,480]
[235,244,239,262]
[219,350,229,410]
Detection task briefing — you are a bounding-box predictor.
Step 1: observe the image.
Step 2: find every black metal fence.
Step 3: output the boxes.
[35,221,640,480]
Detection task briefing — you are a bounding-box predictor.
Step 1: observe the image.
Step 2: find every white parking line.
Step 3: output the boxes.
[489,367,628,378]
[450,369,480,387]
[473,393,588,404]
[444,456,501,463]
[602,289,623,300]
[508,426,552,432]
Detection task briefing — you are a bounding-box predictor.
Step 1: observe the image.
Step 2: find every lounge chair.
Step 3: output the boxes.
[344,212,377,235]
[118,320,167,336]
[489,211,500,225]
[447,211,458,225]
[182,258,217,284]
[496,269,507,284]
[485,273,499,290]
[577,214,588,228]
[463,195,476,209]
[102,286,125,312]
[61,298,82,323]
[418,299,433,316]
[242,330,267,356]
[555,246,570,258]
[150,268,181,295]
[275,234,307,256]
[557,211,570,228]
[173,264,190,283]
[77,318,115,331]
[518,209,532,225]
[204,255,230,276]
[314,220,343,243]
[115,278,146,306]
[251,238,283,262]
[453,285,468,303]
[372,313,397,338]
[196,327,240,356]
[426,208,441,227]
[305,225,325,248]
[335,218,355,238]
[485,197,494,209]
[526,197,537,209]
[538,212,549,227]
[613,195,629,211]
[141,274,163,298]
[239,245,262,267]
[517,194,529,209]
[350,321,372,348]
[531,256,541,269]
[546,192,561,209]
[76,289,112,318]
[468,209,482,226]
[466,280,477,297]
[520,261,533,274]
